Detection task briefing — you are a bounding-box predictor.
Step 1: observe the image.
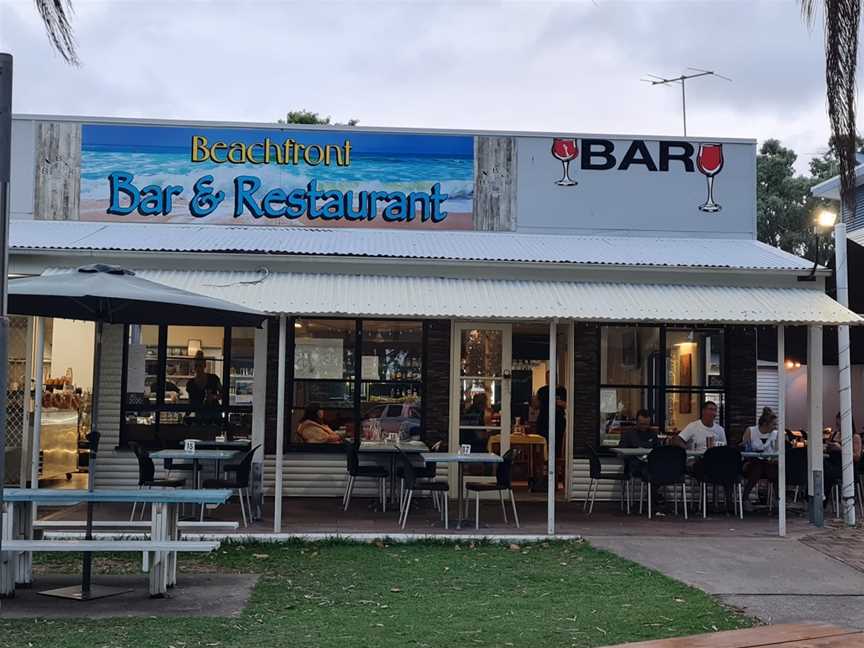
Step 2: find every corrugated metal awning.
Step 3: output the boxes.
[115,269,862,325]
[14,221,816,271]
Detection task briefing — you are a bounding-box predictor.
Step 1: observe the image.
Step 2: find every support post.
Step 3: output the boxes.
[30,317,44,491]
[0,53,11,599]
[777,326,786,537]
[547,318,557,536]
[834,221,856,526]
[807,324,824,527]
[19,316,33,486]
[273,315,287,533]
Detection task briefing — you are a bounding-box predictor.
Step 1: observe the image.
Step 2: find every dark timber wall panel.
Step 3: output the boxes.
[424,320,451,449]
[725,325,757,444]
[573,324,600,452]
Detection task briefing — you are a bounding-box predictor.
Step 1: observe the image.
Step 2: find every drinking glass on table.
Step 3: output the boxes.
[706,436,715,449]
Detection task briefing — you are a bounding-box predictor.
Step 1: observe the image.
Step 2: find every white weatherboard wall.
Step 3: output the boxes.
[92,324,138,490]
[779,365,864,430]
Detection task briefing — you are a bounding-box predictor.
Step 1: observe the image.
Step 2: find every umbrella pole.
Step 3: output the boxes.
[40,320,128,600]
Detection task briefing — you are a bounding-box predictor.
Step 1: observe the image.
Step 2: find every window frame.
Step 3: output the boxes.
[597,324,727,446]
[119,324,254,448]
[286,316,428,453]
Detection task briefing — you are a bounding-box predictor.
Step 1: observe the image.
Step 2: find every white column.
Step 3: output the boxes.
[834,221,856,526]
[807,324,824,527]
[273,316,287,533]
[547,318,557,536]
[777,326,786,537]
[18,316,33,487]
[29,317,44,492]
[251,326,268,461]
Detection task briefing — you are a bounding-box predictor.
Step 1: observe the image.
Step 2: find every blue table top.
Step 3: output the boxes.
[2,488,233,505]
[151,449,239,461]
[420,452,502,464]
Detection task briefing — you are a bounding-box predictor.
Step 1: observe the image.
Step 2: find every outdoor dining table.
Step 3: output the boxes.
[150,448,240,489]
[609,447,779,460]
[1,487,232,597]
[359,440,429,506]
[420,452,503,529]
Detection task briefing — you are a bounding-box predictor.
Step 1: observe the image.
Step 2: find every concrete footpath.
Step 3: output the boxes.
[588,532,864,629]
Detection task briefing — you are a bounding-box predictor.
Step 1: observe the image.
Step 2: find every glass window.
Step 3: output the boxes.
[599,325,726,443]
[601,327,660,385]
[121,324,253,448]
[599,387,659,447]
[666,329,724,388]
[230,328,255,406]
[288,318,426,449]
[165,326,224,409]
[294,319,355,380]
[125,325,159,407]
[461,329,502,378]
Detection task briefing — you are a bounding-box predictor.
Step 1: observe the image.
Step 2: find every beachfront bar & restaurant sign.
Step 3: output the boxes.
[12,117,756,237]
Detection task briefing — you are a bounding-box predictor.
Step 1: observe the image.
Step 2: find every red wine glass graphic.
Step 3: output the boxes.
[697,143,724,212]
[551,138,578,186]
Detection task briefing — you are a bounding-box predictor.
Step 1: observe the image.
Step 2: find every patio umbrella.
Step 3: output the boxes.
[6,264,268,600]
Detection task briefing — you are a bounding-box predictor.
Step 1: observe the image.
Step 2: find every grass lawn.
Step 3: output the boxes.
[0,540,752,648]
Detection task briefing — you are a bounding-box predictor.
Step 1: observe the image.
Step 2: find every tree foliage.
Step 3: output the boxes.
[756,139,826,261]
[279,110,358,126]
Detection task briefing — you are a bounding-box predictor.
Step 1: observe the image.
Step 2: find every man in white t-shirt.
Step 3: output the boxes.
[672,401,726,451]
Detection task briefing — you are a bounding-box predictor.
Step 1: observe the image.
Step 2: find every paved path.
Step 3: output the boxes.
[601,624,864,647]
[588,533,864,629]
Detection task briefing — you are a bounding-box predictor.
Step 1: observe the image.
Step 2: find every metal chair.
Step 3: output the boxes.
[342,441,388,513]
[202,445,260,527]
[699,446,744,519]
[128,441,185,521]
[397,448,448,529]
[642,446,688,520]
[464,449,519,529]
[584,445,630,515]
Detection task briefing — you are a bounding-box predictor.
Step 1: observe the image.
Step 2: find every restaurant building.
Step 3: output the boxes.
[3,115,859,533]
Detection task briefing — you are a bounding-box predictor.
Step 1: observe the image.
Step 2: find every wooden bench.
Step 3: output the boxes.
[599,623,864,647]
[1,539,220,597]
[33,520,239,531]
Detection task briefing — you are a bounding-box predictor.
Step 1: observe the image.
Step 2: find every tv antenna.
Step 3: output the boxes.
[641,68,732,136]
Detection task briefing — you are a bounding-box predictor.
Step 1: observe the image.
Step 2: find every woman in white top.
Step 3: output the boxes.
[741,407,779,506]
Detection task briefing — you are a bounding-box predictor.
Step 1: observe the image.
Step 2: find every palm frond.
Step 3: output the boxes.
[804,0,860,221]
[34,0,79,66]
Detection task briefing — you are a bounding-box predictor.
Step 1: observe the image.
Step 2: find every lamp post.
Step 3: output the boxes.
[818,208,857,526]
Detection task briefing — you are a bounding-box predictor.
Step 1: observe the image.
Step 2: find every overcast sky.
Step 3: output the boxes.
[0,0,848,174]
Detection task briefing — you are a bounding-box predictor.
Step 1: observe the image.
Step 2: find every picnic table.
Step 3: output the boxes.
[421,452,503,529]
[1,488,231,598]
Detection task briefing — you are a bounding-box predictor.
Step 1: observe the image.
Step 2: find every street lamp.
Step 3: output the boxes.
[803,209,838,280]
[816,209,838,229]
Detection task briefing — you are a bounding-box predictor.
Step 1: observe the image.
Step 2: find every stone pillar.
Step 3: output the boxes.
[724,326,758,445]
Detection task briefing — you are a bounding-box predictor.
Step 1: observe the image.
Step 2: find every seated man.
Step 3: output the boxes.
[672,400,729,511]
[618,409,658,479]
[671,401,726,452]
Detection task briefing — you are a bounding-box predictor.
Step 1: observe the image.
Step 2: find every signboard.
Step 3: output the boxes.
[80,124,474,229]
[16,117,757,238]
[516,136,756,237]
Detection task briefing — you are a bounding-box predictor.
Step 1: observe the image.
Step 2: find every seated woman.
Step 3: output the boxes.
[297,403,343,444]
[741,407,779,509]
[823,412,862,506]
